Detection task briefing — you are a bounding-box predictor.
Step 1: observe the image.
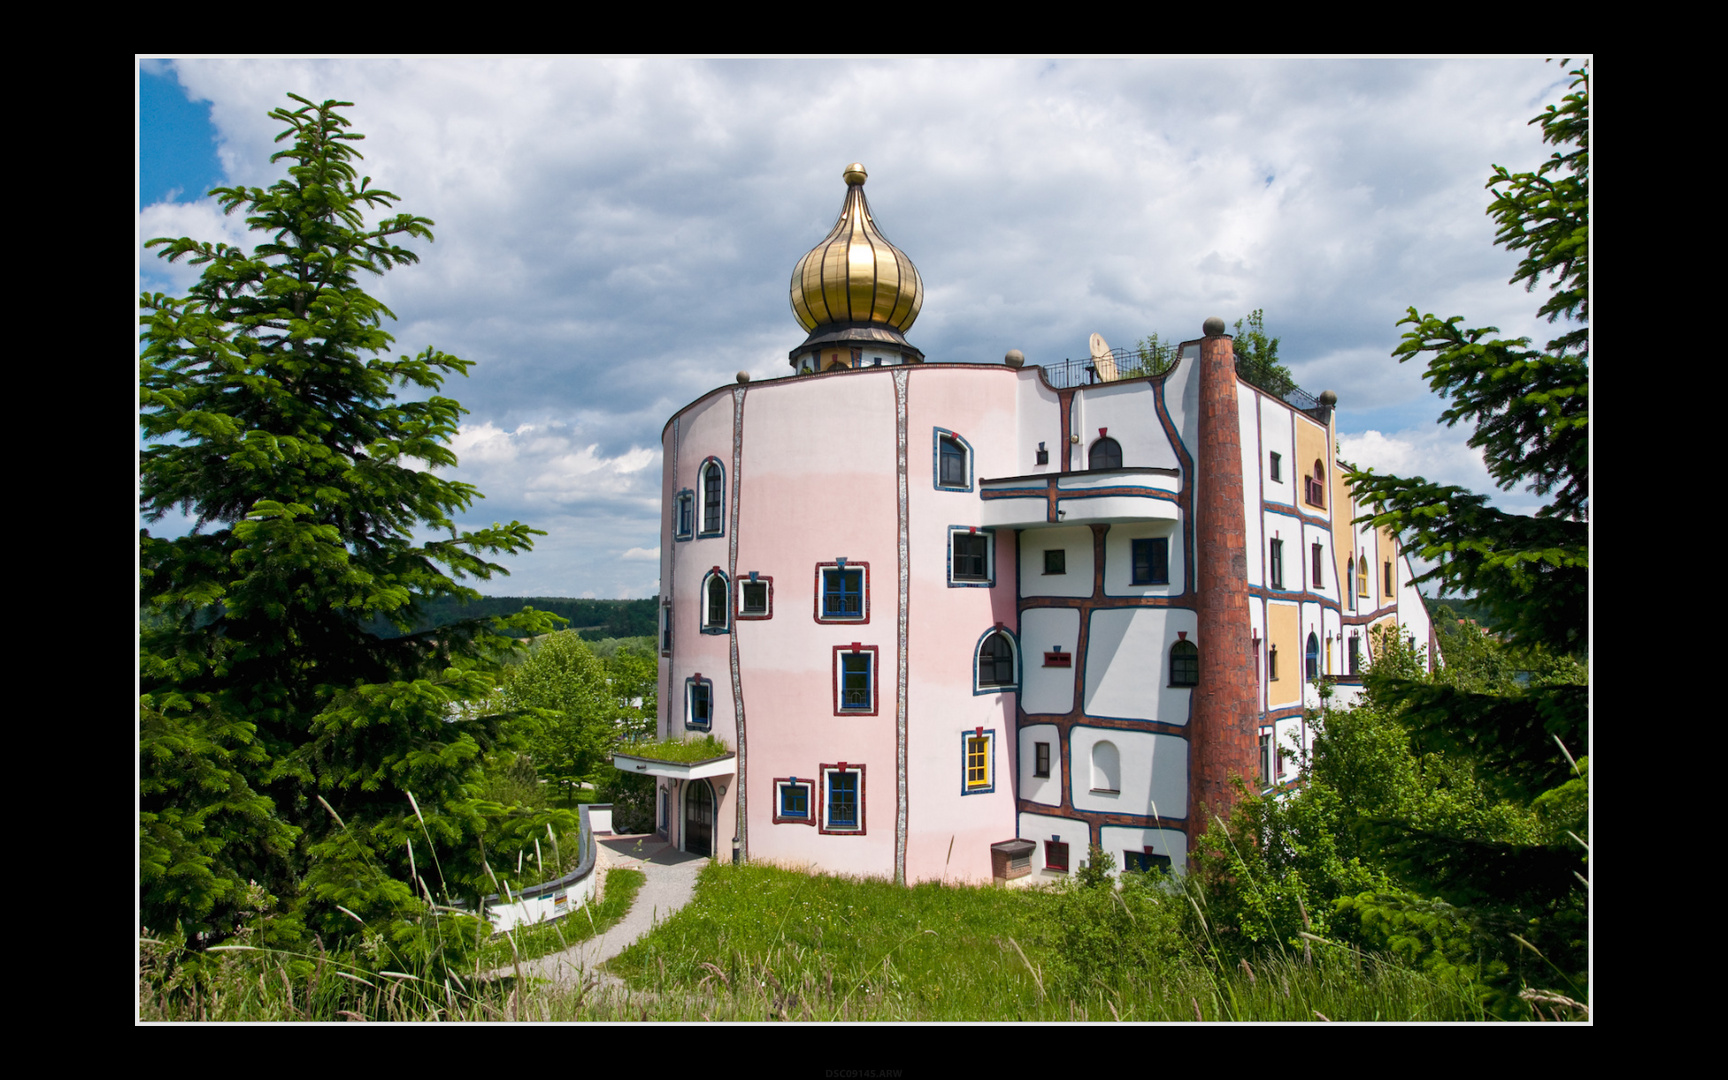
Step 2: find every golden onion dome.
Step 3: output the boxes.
[790,164,923,336]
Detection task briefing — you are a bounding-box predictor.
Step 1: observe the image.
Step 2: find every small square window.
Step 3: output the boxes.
[1131,537,1169,585]
[1045,840,1070,872]
[821,764,864,834]
[774,778,814,825]
[816,563,869,623]
[1034,741,1051,779]
[1269,452,1281,482]
[962,730,994,794]
[833,645,878,715]
[950,528,993,586]
[1044,549,1066,575]
[737,576,772,620]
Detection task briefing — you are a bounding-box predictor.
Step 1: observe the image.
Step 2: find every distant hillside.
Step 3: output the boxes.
[362,596,659,640]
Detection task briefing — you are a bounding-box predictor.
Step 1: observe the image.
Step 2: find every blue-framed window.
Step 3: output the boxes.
[835,646,877,714]
[822,764,864,833]
[949,527,994,586]
[962,729,994,795]
[774,777,813,824]
[1170,639,1199,687]
[1306,632,1320,681]
[1124,849,1172,874]
[737,573,772,620]
[701,570,729,633]
[699,459,725,537]
[1131,537,1169,585]
[674,490,695,541]
[933,428,973,491]
[685,676,713,730]
[818,563,867,621]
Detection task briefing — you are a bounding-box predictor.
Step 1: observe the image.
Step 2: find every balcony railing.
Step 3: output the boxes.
[1037,344,1326,417]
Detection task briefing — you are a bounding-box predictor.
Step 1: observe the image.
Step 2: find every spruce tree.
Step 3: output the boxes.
[1342,62,1589,1009]
[140,94,560,946]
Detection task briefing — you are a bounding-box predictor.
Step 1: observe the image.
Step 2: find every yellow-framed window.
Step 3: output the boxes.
[966,735,990,789]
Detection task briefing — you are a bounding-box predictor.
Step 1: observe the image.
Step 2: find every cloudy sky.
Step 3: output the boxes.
[138,57,1583,599]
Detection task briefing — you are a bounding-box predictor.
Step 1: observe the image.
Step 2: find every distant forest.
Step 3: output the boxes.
[362,596,659,641]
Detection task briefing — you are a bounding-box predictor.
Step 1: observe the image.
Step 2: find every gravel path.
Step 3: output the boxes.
[503,835,707,989]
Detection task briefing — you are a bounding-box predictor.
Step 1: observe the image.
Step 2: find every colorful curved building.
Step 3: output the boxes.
[634,164,1437,884]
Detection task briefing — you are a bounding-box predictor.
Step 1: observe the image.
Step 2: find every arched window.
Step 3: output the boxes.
[1170,639,1199,686]
[1089,437,1123,470]
[702,571,729,633]
[1304,460,1325,507]
[701,460,724,535]
[977,630,1016,689]
[1091,741,1120,793]
[1306,632,1320,681]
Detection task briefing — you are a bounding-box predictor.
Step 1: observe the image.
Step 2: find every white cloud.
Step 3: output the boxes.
[143,57,1578,596]
[620,546,659,561]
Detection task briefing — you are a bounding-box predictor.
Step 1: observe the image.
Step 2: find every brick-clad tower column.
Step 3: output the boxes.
[1188,316,1258,846]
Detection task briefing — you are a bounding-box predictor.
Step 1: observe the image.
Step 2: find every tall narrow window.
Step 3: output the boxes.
[834,645,878,715]
[1269,451,1282,482]
[1034,741,1051,779]
[675,491,694,541]
[1384,560,1395,597]
[963,731,993,793]
[1269,539,1284,589]
[1358,551,1369,597]
[1346,558,1355,610]
[1312,542,1324,587]
[821,764,864,834]
[701,461,724,535]
[1170,639,1199,687]
[1089,437,1122,470]
[686,677,712,730]
[1090,741,1120,793]
[1132,537,1169,585]
[1306,632,1320,681]
[1269,644,1279,680]
[1348,635,1360,675]
[702,571,728,632]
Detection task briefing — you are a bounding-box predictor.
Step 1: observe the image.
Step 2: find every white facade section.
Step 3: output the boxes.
[1070,379,1185,473]
[1020,525,1094,599]
[1018,811,1092,879]
[1018,723,1062,807]
[1083,606,1197,723]
[1020,606,1080,714]
[1258,394,1295,507]
[1068,726,1187,819]
[1100,824,1189,877]
[1101,520,1185,598]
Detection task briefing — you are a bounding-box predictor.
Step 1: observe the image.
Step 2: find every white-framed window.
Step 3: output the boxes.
[962,728,994,795]
[701,569,729,634]
[833,644,878,715]
[774,777,814,825]
[949,527,994,586]
[699,458,725,537]
[737,573,772,620]
[1091,740,1120,794]
[820,763,865,834]
[975,628,1018,693]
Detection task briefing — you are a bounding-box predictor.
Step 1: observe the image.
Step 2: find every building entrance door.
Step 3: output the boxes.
[684,780,713,857]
